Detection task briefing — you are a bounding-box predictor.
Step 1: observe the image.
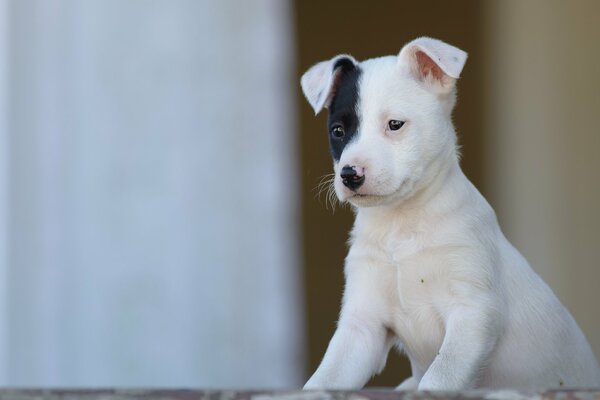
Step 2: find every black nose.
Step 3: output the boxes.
[340,165,365,191]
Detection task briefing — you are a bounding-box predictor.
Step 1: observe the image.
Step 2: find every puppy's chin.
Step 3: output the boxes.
[337,187,398,208]
[345,193,391,208]
[337,179,414,209]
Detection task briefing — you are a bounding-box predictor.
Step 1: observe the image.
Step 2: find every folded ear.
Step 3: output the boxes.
[300,54,358,115]
[398,37,467,94]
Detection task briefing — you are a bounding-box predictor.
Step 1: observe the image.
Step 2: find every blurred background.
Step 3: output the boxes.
[0,0,598,389]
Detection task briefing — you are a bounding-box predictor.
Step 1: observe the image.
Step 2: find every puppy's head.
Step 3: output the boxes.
[301,37,467,208]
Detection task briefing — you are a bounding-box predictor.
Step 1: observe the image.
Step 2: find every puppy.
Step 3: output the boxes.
[300,37,600,391]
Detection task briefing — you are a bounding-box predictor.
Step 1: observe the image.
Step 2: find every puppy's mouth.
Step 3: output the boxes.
[350,193,384,199]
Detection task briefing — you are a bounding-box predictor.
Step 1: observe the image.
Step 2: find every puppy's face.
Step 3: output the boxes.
[301,38,467,208]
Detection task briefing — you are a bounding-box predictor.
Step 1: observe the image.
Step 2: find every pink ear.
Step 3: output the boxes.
[398,37,467,93]
[416,50,445,81]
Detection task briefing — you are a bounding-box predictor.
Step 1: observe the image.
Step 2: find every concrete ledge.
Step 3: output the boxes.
[0,390,598,400]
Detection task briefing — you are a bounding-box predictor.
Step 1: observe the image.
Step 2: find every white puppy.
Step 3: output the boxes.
[300,37,600,391]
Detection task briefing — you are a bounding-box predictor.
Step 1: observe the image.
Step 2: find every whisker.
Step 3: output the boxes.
[312,173,340,213]
[313,173,335,191]
[313,174,334,195]
[326,181,339,213]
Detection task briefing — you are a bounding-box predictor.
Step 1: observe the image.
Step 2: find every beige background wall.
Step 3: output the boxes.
[484,0,600,358]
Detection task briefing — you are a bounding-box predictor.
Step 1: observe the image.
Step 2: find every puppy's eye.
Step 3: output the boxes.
[331,125,345,138]
[388,120,405,131]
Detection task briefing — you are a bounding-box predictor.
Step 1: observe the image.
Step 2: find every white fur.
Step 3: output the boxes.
[301,37,600,391]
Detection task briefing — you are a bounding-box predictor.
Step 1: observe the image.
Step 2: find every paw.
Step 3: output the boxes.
[395,376,418,391]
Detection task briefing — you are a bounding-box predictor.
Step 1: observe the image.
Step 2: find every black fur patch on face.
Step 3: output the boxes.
[327,59,361,162]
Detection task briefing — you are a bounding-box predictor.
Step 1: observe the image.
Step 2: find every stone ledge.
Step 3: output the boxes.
[0,390,597,400]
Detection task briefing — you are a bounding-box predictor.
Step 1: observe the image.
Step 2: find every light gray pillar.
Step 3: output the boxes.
[0,0,9,384]
[7,0,303,387]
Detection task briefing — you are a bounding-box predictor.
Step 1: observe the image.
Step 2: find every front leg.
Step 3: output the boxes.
[418,306,503,390]
[304,254,396,390]
[304,316,395,389]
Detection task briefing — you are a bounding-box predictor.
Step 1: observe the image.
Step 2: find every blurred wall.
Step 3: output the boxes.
[2,0,303,387]
[484,0,600,359]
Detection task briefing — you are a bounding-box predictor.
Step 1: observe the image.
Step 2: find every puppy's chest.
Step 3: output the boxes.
[381,231,450,311]
[396,256,446,332]
[377,236,450,364]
